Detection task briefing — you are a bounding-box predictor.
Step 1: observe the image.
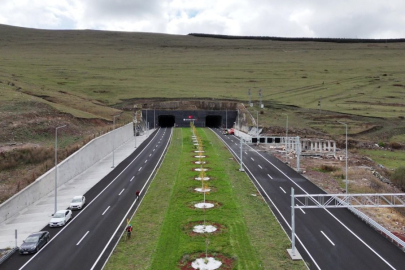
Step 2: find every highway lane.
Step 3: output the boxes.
[212,128,405,270]
[2,128,172,270]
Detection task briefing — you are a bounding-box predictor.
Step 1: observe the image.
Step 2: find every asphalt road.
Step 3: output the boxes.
[212,128,405,270]
[2,127,172,270]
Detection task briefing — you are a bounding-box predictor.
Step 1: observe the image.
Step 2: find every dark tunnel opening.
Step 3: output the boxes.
[158,115,175,127]
[205,115,222,128]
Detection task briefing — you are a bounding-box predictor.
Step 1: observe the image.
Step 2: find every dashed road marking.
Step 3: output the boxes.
[297,205,306,214]
[321,231,335,246]
[267,174,273,179]
[280,187,286,194]
[118,189,125,196]
[76,231,89,246]
[102,206,110,216]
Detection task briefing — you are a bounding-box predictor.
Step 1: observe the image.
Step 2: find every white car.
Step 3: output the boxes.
[49,210,72,227]
[69,196,86,210]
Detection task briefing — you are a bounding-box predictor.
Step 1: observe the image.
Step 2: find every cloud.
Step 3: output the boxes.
[0,0,404,38]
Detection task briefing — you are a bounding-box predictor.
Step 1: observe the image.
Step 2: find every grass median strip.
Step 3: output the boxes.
[105,128,305,269]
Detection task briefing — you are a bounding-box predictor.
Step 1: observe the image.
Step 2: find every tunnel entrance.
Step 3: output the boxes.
[205,115,222,128]
[158,115,175,127]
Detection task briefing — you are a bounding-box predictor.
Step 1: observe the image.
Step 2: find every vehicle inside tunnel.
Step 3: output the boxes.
[205,115,222,127]
[158,115,175,127]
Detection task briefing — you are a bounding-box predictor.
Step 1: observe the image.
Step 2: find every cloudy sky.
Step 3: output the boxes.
[0,0,404,38]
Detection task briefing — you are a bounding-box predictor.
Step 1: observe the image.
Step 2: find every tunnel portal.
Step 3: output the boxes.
[143,110,237,128]
[158,115,175,127]
[205,115,222,128]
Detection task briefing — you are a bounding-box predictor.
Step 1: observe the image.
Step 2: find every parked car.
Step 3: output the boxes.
[19,231,50,254]
[69,196,86,210]
[49,210,72,227]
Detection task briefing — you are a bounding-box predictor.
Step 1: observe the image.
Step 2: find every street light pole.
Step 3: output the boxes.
[55,124,67,214]
[134,119,137,149]
[239,135,245,171]
[282,113,288,163]
[226,109,227,129]
[338,121,348,193]
[112,115,119,168]
[146,109,148,136]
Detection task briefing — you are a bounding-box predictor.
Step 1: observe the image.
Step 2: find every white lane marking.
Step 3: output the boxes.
[231,140,233,142]
[153,149,155,152]
[102,206,110,216]
[20,130,165,270]
[145,160,148,163]
[267,174,273,179]
[76,231,89,246]
[118,189,125,196]
[258,165,262,169]
[297,205,306,214]
[235,143,238,146]
[239,136,396,270]
[251,157,254,161]
[321,231,335,246]
[211,129,319,270]
[138,167,142,171]
[245,151,248,155]
[96,128,174,270]
[156,145,158,147]
[130,176,134,182]
[149,154,152,157]
[280,187,286,194]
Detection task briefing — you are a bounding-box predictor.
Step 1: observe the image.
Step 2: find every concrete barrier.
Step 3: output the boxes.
[0,123,134,224]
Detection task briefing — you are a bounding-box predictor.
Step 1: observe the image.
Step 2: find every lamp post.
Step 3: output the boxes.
[282,113,288,163]
[134,119,137,149]
[55,124,67,214]
[239,135,245,172]
[338,121,348,193]
[255,110,259,136]
[112,115,120,168]
[146,109,148,136]
[226,109,228,129]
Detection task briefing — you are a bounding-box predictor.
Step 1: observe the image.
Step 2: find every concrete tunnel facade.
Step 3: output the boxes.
[142,110,238,128]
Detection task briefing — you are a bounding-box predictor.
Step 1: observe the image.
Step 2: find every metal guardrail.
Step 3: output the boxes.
[348,205,405,251]
[0,247,18,265]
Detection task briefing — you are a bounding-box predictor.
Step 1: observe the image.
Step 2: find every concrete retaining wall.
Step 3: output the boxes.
[0,123,134,224]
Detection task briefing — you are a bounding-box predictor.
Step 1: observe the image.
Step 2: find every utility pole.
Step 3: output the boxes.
[282,113,288,163]
[248,88,252,107]
[338,121,348,193]
[55,124,67,214]
[111,115,119,168]
[239,135,244,171]
[259,89,263,108]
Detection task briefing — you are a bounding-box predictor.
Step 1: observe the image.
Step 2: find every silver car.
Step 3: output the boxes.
[49,210,72,227]
[69,196,86,210]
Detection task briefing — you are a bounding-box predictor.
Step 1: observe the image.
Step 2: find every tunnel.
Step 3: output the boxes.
[158,115,175,127]
[205,115,222,128]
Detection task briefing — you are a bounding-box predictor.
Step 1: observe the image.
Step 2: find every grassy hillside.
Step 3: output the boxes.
[1,24,405,204]
[1,24,405,120]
